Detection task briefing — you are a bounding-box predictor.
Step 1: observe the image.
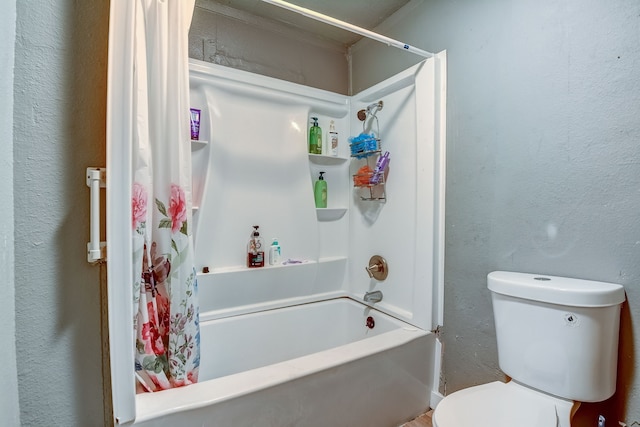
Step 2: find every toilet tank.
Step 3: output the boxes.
[488,271,625,402]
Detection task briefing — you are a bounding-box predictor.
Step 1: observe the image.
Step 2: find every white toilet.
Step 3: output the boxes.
[433,271,626,427]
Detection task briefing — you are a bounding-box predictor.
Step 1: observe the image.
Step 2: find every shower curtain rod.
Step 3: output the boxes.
[259,0,434,58]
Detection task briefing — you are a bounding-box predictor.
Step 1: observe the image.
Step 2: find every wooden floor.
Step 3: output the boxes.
[401,410,433,427]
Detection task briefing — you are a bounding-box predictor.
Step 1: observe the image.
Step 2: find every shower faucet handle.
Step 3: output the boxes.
[366,255,388,281]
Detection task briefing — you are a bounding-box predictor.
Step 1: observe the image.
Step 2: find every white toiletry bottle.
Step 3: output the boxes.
[328,120,339,156]
[269,238,281,265]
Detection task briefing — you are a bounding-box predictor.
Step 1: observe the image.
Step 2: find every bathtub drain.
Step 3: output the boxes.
[366,316,375,329]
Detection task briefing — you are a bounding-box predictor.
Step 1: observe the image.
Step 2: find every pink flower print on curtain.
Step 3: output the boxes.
[154,184,200,387]
[132,182,148,231]
[168,184,187,234]
[130,0,199,394]
[132,182,173,392]
[134,241,173,392]
[134,182,199,392]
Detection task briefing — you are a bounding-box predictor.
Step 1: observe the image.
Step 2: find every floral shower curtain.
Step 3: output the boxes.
[130,0,199,392]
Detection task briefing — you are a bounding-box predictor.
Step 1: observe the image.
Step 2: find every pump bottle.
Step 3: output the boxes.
[309,117,322,154]
[247,225,265,268]
[314,171,327,208]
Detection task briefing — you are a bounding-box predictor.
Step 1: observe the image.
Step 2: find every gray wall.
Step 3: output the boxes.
[351,0,640,424]
[12,0,109,425]
[1,0,20,424]
[189,0,349,94]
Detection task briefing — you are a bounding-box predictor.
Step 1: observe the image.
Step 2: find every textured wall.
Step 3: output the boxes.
[1,0,19,425]
[9,1,639,425]
[13,1,109,425]
[351,0,640,425]
[189,1,349,94]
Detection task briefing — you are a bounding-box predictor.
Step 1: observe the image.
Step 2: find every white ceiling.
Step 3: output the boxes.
[197,0,413,46]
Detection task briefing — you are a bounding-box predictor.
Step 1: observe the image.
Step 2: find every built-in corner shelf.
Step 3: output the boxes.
[191,140,208,151]
[316,208,347,221]
[198,259,318,277]
[197,256,346,277]
[308,154,349,165]
[308,152,349,221]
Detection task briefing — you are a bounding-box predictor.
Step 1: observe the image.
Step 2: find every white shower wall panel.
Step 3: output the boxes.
[348,59,443,331]
[189,60,351,318]
[187,56,445,326]
[196,94,317,268]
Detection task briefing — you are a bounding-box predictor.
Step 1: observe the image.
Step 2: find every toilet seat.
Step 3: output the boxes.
[433,381,574,427]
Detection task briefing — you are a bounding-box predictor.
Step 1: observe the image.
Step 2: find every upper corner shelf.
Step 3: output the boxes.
[191,140,208,151]
[308,154,349,165]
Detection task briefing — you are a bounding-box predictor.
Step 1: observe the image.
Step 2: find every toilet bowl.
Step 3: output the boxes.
[433,271,625,427]
[433,381,577,427]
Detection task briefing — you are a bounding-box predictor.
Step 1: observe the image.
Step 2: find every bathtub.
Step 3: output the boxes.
[132,297,435,426]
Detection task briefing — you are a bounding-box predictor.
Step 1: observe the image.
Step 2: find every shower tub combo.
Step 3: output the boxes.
[133,297,435,426]
[109,48,446,425]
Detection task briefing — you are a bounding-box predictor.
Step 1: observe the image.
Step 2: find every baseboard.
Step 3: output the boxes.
[430,390,444,409]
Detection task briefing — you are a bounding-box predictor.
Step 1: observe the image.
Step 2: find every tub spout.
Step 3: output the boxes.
[364,290,383,303]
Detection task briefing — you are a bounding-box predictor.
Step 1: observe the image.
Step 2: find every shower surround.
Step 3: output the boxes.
[107,54,446,424]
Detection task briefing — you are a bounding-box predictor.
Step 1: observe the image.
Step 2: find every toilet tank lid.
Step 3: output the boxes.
[488,271,626,307]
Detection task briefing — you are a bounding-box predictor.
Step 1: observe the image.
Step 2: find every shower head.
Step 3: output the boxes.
[357,100,384,121]
[367,101,383,113]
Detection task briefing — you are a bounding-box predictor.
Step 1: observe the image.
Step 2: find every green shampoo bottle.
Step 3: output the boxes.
[309,117,322,154]
[314,171,327,208]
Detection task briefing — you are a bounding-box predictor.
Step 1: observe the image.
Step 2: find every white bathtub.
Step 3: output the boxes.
[132,297,435,426]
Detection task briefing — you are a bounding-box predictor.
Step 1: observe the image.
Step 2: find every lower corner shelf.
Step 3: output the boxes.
[315,208,347,221]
